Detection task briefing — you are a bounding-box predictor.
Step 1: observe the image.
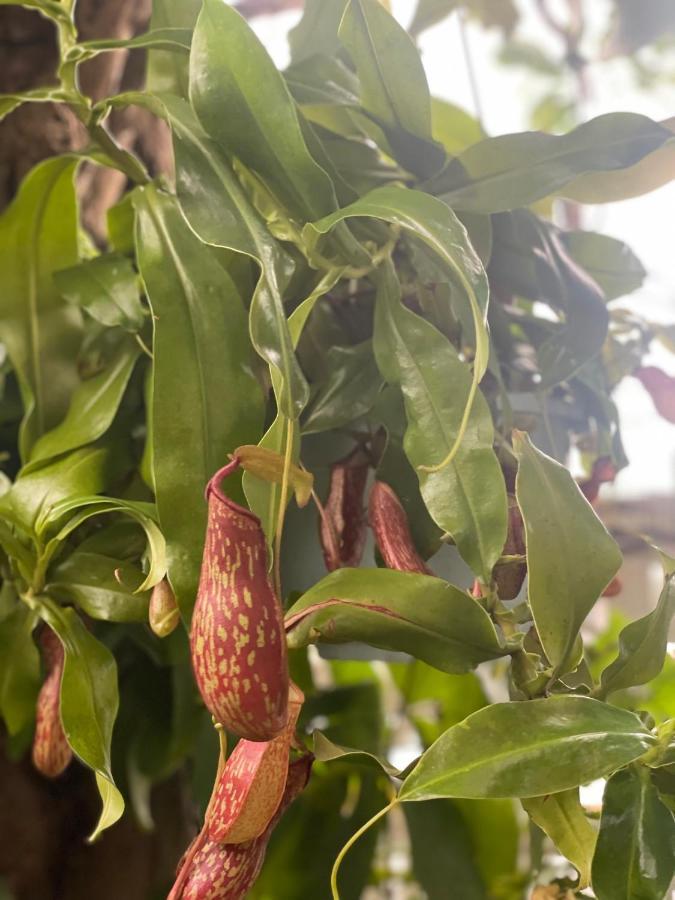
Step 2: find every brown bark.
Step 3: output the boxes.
[0,0,171,236]
[0,732,194,899]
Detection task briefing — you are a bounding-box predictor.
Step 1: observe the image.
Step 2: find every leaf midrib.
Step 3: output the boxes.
[27,164,64,439]
[387,290,491,576]
[293,594,502,658]
[402,727,650,799]
[203,0,330,223]
[174,107,299,416]
[144,193,211,493]
[445,124,667,200]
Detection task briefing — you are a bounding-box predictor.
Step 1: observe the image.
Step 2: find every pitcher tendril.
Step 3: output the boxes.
[330,797,399,900]
[273,416,295,600]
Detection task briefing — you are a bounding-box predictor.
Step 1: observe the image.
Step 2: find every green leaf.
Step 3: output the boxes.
[146,0,201,97]
[488,211,611,387]
[288,0,345,63]
[523,789,597,888]
[1,445,127,532]
[125,92,307,420]
[306,186,502,567]
[373,262,506,580]
[284,54,361,113]
[47,551,149,622]
[531,220,609,389]
[408,0,460,37]
[243,269,343,544]
[313,731,404,777]
[498,40,560,76]
[302,342,381,434]
[0,87,76,123]
[0,0,70,22]
[67,27,191,63]
[434,113,671,213]
[0,604,40,735]
[29,336,140,464]
[514,431,622,671]
[134,185,263,619]
[38,496,166,593]
[54,254,146,331]
[562,230,646,301]
[599,569,675,699]
[190,0,343,225]
[561,120,675,204]
[399,696,654,801]
[592,767,675,900]
[430,97,484,157]
[410,0,518,38]
[338,0,445,177]
[285,567,510,674]
[74,519,147,561]
[32,597,123,841]
[304,184,490,385]
[106,191,136,255]
[0,156,82,461]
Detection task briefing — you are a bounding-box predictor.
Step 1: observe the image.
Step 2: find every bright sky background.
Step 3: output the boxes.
[250,0,675,499]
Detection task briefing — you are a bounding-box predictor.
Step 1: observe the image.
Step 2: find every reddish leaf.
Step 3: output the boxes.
[368,480,431,575]
[190,460,289,741]
[634,366,675,424]
[206,683,304,844]
[31,626,72,778]
[319,449,369,571]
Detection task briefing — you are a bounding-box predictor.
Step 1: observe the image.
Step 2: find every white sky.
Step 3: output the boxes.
[250,0,675,499]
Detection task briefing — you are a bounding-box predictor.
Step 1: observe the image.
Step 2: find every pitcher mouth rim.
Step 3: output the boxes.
[205,457,260,525]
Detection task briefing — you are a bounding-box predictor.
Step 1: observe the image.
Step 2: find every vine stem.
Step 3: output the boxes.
[273,417,294,600]
[330,797,399,900]
[87,122,150,185]
[52,2,150,186]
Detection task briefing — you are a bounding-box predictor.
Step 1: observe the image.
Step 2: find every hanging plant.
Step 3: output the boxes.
[0,0,674,897]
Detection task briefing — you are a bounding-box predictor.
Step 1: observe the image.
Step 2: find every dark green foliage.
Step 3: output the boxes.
[0,1,673,897]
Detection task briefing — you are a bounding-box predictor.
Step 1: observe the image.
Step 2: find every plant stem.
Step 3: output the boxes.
[330,797,398,900]
[458,9,484,129]
[273,417,294,600]
[88,122,150,185]
[52,8,149,186]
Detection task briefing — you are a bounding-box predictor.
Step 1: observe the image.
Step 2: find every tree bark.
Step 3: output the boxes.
[0,0,171,235]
